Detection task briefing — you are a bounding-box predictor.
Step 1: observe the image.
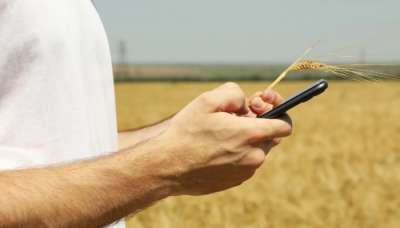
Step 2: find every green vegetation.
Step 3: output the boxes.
[113,64,400,82]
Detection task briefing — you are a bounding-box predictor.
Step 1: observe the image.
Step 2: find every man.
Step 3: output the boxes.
[0,1,292,227]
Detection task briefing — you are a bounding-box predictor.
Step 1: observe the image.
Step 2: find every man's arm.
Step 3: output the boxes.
[0,137,176,228]
[118,118,171,150]
[0,84,291,227]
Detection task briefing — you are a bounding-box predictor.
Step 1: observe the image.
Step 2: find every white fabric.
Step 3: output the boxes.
[0,0,123,227]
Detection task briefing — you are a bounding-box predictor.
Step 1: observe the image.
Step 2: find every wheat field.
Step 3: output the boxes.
[114,81,400,228]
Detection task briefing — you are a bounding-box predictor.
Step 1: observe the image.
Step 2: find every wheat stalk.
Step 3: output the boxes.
[267,48,313,89]
[268,57,399,89]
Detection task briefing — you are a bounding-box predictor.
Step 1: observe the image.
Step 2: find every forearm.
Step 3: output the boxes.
[0,137,176,228]
[118,118,171,150]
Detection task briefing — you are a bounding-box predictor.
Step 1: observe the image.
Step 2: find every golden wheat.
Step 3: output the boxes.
[289,60,399,82]
[289,60,328,71]
[268,58,399,90]
[116,82,400,228]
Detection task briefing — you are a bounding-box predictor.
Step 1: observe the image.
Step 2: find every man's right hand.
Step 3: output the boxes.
[0,82,292,227]
[157,82,292,196]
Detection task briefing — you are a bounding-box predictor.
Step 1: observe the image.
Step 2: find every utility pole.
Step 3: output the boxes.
[118,40,127,65]
[118,40,128,78]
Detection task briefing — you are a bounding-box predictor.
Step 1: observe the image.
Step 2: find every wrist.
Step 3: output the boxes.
[143,131,190,196]
[125,134,182,198]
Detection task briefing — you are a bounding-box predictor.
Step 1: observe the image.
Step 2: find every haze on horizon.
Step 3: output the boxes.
[95,0,400,64]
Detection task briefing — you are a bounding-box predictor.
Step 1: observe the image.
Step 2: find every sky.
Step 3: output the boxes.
[94,0,400,64]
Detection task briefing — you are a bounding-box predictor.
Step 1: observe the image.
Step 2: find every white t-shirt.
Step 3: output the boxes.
[0,0,122,227]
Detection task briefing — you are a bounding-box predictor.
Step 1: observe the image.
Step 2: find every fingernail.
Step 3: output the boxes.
[252,97,264,108]
[262,90,274,102]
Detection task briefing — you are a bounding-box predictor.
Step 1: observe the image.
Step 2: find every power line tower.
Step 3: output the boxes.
[118,40,127,65]
[118,40,128,78]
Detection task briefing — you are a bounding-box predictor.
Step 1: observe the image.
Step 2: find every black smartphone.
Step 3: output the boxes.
[258,79,328,119]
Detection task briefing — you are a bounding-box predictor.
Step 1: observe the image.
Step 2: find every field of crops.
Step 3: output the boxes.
[115,81,400,228]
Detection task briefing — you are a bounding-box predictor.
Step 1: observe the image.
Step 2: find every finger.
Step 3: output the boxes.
[249,91,263,100]
[237,148,265,169]
[271,138,282,146]
[249,115,292,140]
[196,82,248,115]
[249,96,273,115]
[214,113,293,143]
[261,89,285,107]
[257,138,282,153]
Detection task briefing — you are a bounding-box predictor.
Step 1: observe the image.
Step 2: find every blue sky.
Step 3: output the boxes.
[95,0,400,64]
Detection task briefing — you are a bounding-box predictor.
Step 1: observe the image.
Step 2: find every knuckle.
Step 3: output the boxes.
[199,91,212,100]
[235,89,246,101]
[224,82,240,89]
[247,149,265,167]
[224,82,245,97]
[272,138,282,146]
[198,91,215,106]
